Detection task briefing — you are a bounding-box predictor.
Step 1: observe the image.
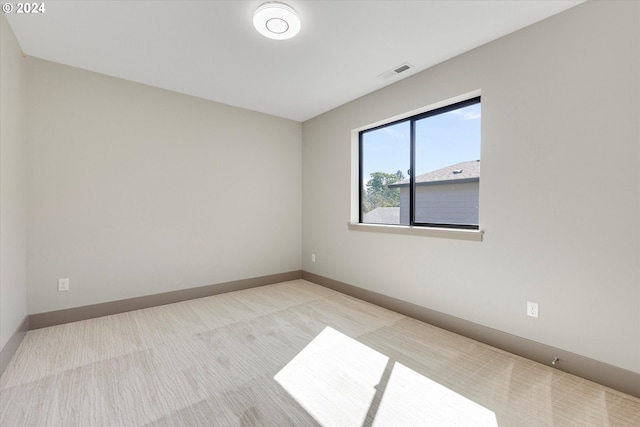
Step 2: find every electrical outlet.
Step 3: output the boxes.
[58,278,69,292]
[527,301,539,318]
[311,253,316,263]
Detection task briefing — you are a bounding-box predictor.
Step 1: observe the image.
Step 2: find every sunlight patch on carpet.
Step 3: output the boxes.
[274,326,388,426]
[373,362,497,426]
[275,326,497,426]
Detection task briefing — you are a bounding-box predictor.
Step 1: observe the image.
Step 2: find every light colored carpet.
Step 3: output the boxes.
[1,279,639,426]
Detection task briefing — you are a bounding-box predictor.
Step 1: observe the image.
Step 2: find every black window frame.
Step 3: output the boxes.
[359,96,481,230]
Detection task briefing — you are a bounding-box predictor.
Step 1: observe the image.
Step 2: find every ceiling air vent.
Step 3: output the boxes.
[378,62,414,79]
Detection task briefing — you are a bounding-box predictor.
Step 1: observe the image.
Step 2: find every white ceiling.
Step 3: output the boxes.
[6,0,583,122]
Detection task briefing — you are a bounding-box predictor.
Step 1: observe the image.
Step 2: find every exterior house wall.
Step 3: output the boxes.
[399,182,479,225]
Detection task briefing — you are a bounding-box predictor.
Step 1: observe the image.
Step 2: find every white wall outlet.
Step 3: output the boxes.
[527,301,539,318]
[311,253,316,263]
[58,278,70,292]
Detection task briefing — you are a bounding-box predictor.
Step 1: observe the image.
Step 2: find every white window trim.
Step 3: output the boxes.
[347,222,483,242]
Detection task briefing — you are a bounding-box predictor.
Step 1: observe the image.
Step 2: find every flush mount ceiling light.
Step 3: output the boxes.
[253,2,301,40]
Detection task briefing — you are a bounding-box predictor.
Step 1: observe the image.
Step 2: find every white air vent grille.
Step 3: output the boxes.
[378,62,414,79]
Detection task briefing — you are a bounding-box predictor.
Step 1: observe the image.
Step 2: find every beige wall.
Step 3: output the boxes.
[0,14,28,351]
[302,1,640,373]
[26,58,302,314]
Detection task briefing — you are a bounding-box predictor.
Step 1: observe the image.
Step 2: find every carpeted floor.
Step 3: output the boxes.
[1,279,639,426]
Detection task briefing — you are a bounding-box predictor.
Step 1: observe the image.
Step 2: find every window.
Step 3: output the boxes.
[359,97,481,230]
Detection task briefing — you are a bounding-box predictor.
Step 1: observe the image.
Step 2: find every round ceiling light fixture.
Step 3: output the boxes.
[253,2,301,40]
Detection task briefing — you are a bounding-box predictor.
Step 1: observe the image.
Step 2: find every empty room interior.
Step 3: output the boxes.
[1,0,639,425]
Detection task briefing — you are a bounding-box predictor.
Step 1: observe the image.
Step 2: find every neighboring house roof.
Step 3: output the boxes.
[389,160,480,188]
[362,207,400,224]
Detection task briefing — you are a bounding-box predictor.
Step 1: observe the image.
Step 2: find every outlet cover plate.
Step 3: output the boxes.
[527,301,539,318]
[58,278,69,292]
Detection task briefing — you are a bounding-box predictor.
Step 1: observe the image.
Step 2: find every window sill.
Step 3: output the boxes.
[347,222,483,242]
